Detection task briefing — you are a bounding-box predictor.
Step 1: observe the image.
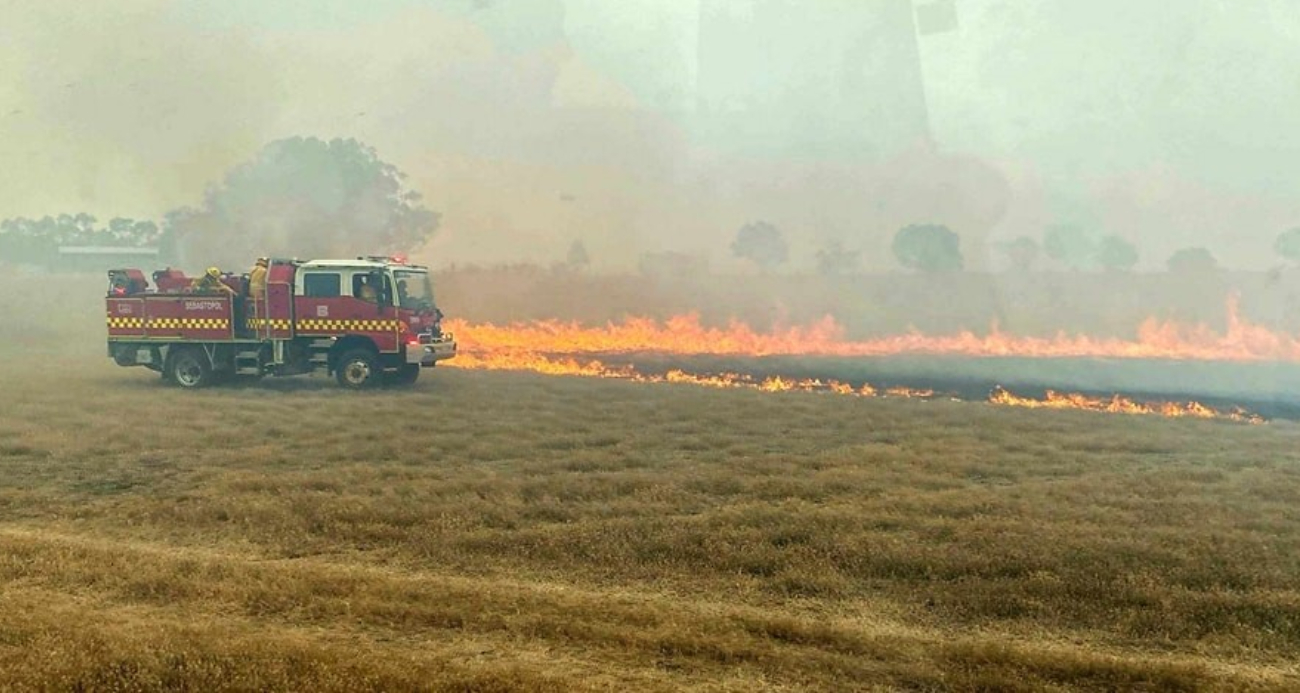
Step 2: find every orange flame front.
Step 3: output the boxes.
[443,296,1276,423]
[447,295,1299,363]
[988,387,1262,423]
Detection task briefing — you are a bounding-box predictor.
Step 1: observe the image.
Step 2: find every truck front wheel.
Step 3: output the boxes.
[335,349,377,389]
[168,348,212,389]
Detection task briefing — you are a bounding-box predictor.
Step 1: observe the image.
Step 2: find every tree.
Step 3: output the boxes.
[1043,224,1098,270]
[565,239,590,269]
[1167,247,1218,274]
[891,223,963,272]
[730,221,788,271]
[105,217,162,247]
[0,214,161,266]
[163,137,439,267]
[814,240,860,276]
[0,217,47,263]
[1096,235,1138,272]
[995,236,1040,271]
[1274,227,1300,264]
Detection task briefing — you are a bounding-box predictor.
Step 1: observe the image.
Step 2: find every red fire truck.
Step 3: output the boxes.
[105,256,457,388]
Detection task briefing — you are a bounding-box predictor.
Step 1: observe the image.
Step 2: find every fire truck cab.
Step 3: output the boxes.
[106,256,456,388]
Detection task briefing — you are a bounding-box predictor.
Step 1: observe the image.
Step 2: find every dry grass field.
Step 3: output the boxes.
[2,354,1300,691]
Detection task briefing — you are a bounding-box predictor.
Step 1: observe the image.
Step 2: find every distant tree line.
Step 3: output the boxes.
[0,137,439,270]
[996,226,1221,274]
[719,218,1300,276]
[993,225,1140,273]
[6,136,1297,277]
[0,214,161,265]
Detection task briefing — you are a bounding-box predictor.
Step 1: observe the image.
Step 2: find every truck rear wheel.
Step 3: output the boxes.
[168,348,212,389]
[335,349,377,389]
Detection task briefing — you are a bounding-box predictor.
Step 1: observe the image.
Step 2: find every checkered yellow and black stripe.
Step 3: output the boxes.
[247,318,292,330]
[107,315,395,333]
[147,317,230,330]
[106,316,228,330]
[297,319,400,332]
[106,316,145,329]
[106,317,231,330]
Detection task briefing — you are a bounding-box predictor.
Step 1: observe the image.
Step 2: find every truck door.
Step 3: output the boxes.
[294,270,399,352]
[295,271,344,337]
[354,271,399,352]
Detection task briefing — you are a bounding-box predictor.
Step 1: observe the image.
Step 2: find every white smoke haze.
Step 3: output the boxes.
[3,0,1299,271]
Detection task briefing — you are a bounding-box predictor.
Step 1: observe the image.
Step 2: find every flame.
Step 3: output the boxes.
[445,294,1300,362]
[451,351,884,397]
[441,295,1273,423]
[988,387,1263,424]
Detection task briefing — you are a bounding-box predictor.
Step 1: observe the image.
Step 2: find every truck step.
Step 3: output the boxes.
[235,366,262,376]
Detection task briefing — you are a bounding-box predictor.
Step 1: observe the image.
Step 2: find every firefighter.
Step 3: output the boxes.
[356,275,378,302]
[191,267,236,296]
[248,257,269,300]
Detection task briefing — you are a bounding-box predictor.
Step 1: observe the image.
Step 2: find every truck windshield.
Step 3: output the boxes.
[393,270,434,309]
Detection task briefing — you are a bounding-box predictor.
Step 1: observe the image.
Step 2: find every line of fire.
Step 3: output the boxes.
[435,296,1300,424]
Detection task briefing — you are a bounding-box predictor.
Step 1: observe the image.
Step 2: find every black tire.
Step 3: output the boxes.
[386,364,420,387]
[112,345,135,367]
[167,348,212,389]
[335,349,378,389]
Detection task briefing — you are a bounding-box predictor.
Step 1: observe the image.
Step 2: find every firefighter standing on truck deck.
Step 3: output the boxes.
[248,258,269,300]
[192,267,237,296]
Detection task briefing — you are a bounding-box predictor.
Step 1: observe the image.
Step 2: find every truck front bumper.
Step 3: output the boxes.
[408,333,457,367]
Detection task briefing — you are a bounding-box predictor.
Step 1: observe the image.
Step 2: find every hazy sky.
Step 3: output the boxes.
[2,0,1298,270]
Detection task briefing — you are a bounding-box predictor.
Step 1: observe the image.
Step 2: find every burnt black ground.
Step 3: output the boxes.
[591,353,1300,421]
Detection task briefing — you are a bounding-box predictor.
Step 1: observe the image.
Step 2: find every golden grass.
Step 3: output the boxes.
[2,355,1300,690]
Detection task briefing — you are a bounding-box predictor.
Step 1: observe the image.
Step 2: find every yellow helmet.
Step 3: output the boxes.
[206,267,221,278]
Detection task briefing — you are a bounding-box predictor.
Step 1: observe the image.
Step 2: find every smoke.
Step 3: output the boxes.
[0,0,282,219]
[3,1,1300,272]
